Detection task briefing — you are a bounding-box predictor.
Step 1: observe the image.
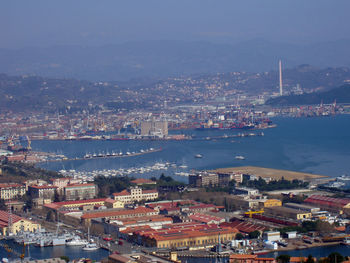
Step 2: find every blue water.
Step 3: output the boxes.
[0,240,109,261]
[34,115,350,178]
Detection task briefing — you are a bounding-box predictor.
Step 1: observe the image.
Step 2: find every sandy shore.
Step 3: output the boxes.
[212,166,328,181]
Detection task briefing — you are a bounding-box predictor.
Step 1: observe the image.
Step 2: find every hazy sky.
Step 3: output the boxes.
[1,0,350,48]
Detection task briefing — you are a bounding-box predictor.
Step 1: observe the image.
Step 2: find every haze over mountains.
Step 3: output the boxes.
[1,39,350,81]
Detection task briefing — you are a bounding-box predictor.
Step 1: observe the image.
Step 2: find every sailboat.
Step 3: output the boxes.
[82,227,99,251]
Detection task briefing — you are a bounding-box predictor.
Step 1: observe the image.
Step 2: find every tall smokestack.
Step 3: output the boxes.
[279,60,283,96]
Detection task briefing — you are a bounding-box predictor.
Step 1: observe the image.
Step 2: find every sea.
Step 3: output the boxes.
[2,115,350,261]
[35,115,350,180]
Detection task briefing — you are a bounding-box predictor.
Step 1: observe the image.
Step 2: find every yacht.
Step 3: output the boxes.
[82,242,99,251]
[194,154,203,158]
[66,236,88,246]
[235,155,245,160]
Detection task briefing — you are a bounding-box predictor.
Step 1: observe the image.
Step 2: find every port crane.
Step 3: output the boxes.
[244,210,264,218]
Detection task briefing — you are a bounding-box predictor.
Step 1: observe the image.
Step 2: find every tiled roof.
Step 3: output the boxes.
[65,183,95,188]
[113,190,131,197]
[305,195,350,208]
[188,213,224,224]
[81,207,156,219]
[0,210,25,225]
[0,183,24,189]
[29,185,57,189]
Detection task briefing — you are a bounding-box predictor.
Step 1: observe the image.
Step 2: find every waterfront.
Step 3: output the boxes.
[34,115,350,180]
[0,239,109,261]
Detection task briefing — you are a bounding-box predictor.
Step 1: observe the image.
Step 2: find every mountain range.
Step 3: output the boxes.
[1,39,350,81]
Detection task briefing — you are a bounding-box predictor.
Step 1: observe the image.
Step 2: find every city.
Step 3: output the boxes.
[1,1,350,263]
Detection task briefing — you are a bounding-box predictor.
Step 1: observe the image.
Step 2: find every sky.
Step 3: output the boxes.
[1,0,350,49]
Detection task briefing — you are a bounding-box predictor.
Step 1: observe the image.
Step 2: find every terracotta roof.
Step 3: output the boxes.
[46,198,106,207]
[81,207,156,219]
[113,189,130,197]
[0,210,27,225]
[0,183,24,189]
[131,178,156,184]
[29,185,57,189]
[65,183,96,188]
[188,213,225,224]
[304,195,350,208]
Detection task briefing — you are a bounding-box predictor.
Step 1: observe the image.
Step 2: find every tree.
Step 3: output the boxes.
[46,210,56,222]
[277,254,290,263]
[306,255,315,263]
[328,252,344,263]
[248,230,261,239]
[235,233,244,240]
[60,256,70,263]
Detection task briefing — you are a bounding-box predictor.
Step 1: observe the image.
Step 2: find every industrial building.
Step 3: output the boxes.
[264,206,312,220]
[140,120,168,138]
[133,222,238,249]
[0,210,41,235]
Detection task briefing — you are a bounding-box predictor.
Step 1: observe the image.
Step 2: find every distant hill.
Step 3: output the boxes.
[1,39,350,81]
[265,84,350,106]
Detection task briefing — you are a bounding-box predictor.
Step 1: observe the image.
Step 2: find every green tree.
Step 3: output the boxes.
[60,256,70,263]
[248,230,261,239]
[305,255,315,263]
[277,254,290,263]
[235,233,244,240]
[328,252,344,263]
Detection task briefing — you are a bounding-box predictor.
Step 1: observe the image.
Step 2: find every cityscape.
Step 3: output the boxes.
[1,1,350,263]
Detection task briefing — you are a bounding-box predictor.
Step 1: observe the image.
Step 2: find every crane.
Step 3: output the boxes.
[244,210,264,218]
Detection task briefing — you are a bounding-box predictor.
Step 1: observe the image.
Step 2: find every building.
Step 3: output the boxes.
[229,254,276,263]
[189,172,219,187]
[110,215,173,232]
[113,186,158,204]
[0,183,26,200]
[135,222,238,249]
[0,210,41,235]
[64,183,97,201]
[28,185,57,200]
[217,172,243,184]
[104,198,125,209]
[259,199,282,208]
[234,187,259,196]
[140,120,168,138]
[263,231,280,242]
[43,198,108,212]
[188,213,225,225]
[304,195,350,213]
[81,207,158,226]
[229,196,260,210]
[264,206,312,220]
[283,203,320,213]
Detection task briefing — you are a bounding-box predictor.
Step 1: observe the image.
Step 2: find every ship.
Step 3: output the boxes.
[66,236,89,246]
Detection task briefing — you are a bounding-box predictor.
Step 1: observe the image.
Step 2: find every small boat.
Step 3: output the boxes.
[82,242,99,251]
[235,155,245,160]
[194,154,203,158]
